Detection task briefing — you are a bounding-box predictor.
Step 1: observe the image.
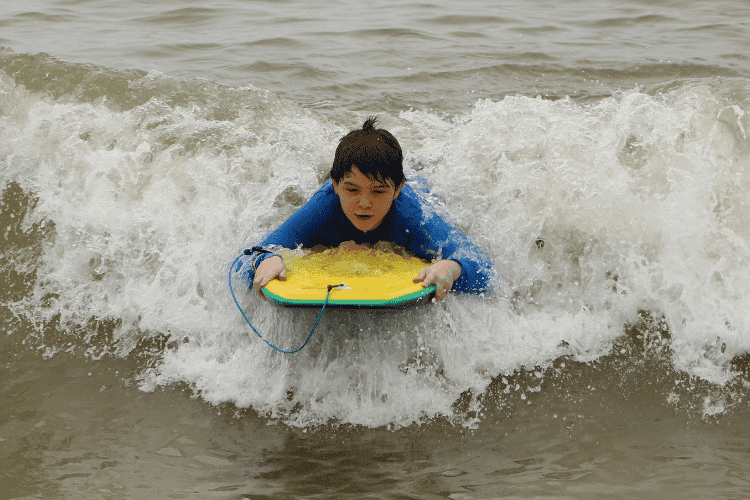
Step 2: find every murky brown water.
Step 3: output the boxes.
[5,329,750,499]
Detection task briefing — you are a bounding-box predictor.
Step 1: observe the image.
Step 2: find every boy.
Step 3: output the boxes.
[245,117,494,303]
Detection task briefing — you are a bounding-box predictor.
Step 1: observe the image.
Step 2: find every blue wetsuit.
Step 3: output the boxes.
[242,179,494,293]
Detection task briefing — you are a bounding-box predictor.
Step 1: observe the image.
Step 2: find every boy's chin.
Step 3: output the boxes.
[351,215,379,232]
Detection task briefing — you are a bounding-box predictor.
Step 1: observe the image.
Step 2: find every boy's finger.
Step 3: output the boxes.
[254,273,269,292]
[413,267,427,284]
[431,280,445,304]
[435,278,452,301]
[422,270,438,289]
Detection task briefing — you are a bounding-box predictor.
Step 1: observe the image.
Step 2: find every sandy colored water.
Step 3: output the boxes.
[5,326,750,499]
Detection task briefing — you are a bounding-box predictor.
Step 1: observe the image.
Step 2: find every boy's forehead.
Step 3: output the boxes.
[342,167,392,187]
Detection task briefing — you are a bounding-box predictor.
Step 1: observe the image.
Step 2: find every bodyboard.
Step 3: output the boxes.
[262,245,435,309]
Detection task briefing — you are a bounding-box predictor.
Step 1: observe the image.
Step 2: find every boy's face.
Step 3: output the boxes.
[332,166,404,232]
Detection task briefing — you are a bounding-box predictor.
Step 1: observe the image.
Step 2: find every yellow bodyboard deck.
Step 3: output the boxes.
[262,244,435,309]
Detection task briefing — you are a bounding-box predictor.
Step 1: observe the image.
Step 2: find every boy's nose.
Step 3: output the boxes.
[358,195,372,208]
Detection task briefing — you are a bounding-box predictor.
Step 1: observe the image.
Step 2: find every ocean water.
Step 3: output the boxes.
[2,0,750,498]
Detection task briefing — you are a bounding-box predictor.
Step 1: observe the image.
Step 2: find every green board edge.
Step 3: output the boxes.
[263,285,436,309]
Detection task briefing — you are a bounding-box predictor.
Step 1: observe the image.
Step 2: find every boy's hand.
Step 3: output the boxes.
[252,256,286,298]
[413,260,462,303]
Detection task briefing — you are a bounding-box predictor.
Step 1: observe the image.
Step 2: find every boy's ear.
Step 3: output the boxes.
[393,179,405,199]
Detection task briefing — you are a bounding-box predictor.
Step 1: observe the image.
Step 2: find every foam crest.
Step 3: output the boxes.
[403,83,750,386]
[2,73,339,350]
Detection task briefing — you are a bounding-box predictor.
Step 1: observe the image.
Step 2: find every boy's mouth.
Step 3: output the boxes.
[355,214,373,220]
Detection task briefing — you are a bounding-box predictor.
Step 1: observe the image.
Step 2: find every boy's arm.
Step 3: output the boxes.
[240,182,340,287]
[395,183,495,294]
[417,208,495,294]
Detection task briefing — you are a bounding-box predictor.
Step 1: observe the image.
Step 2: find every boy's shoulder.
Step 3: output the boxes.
[311,178,338,203]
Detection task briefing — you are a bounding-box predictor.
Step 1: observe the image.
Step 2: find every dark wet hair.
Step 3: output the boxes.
[330,117,405,187]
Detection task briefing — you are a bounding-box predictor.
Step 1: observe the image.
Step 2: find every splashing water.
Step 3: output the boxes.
[2,61,749,427]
